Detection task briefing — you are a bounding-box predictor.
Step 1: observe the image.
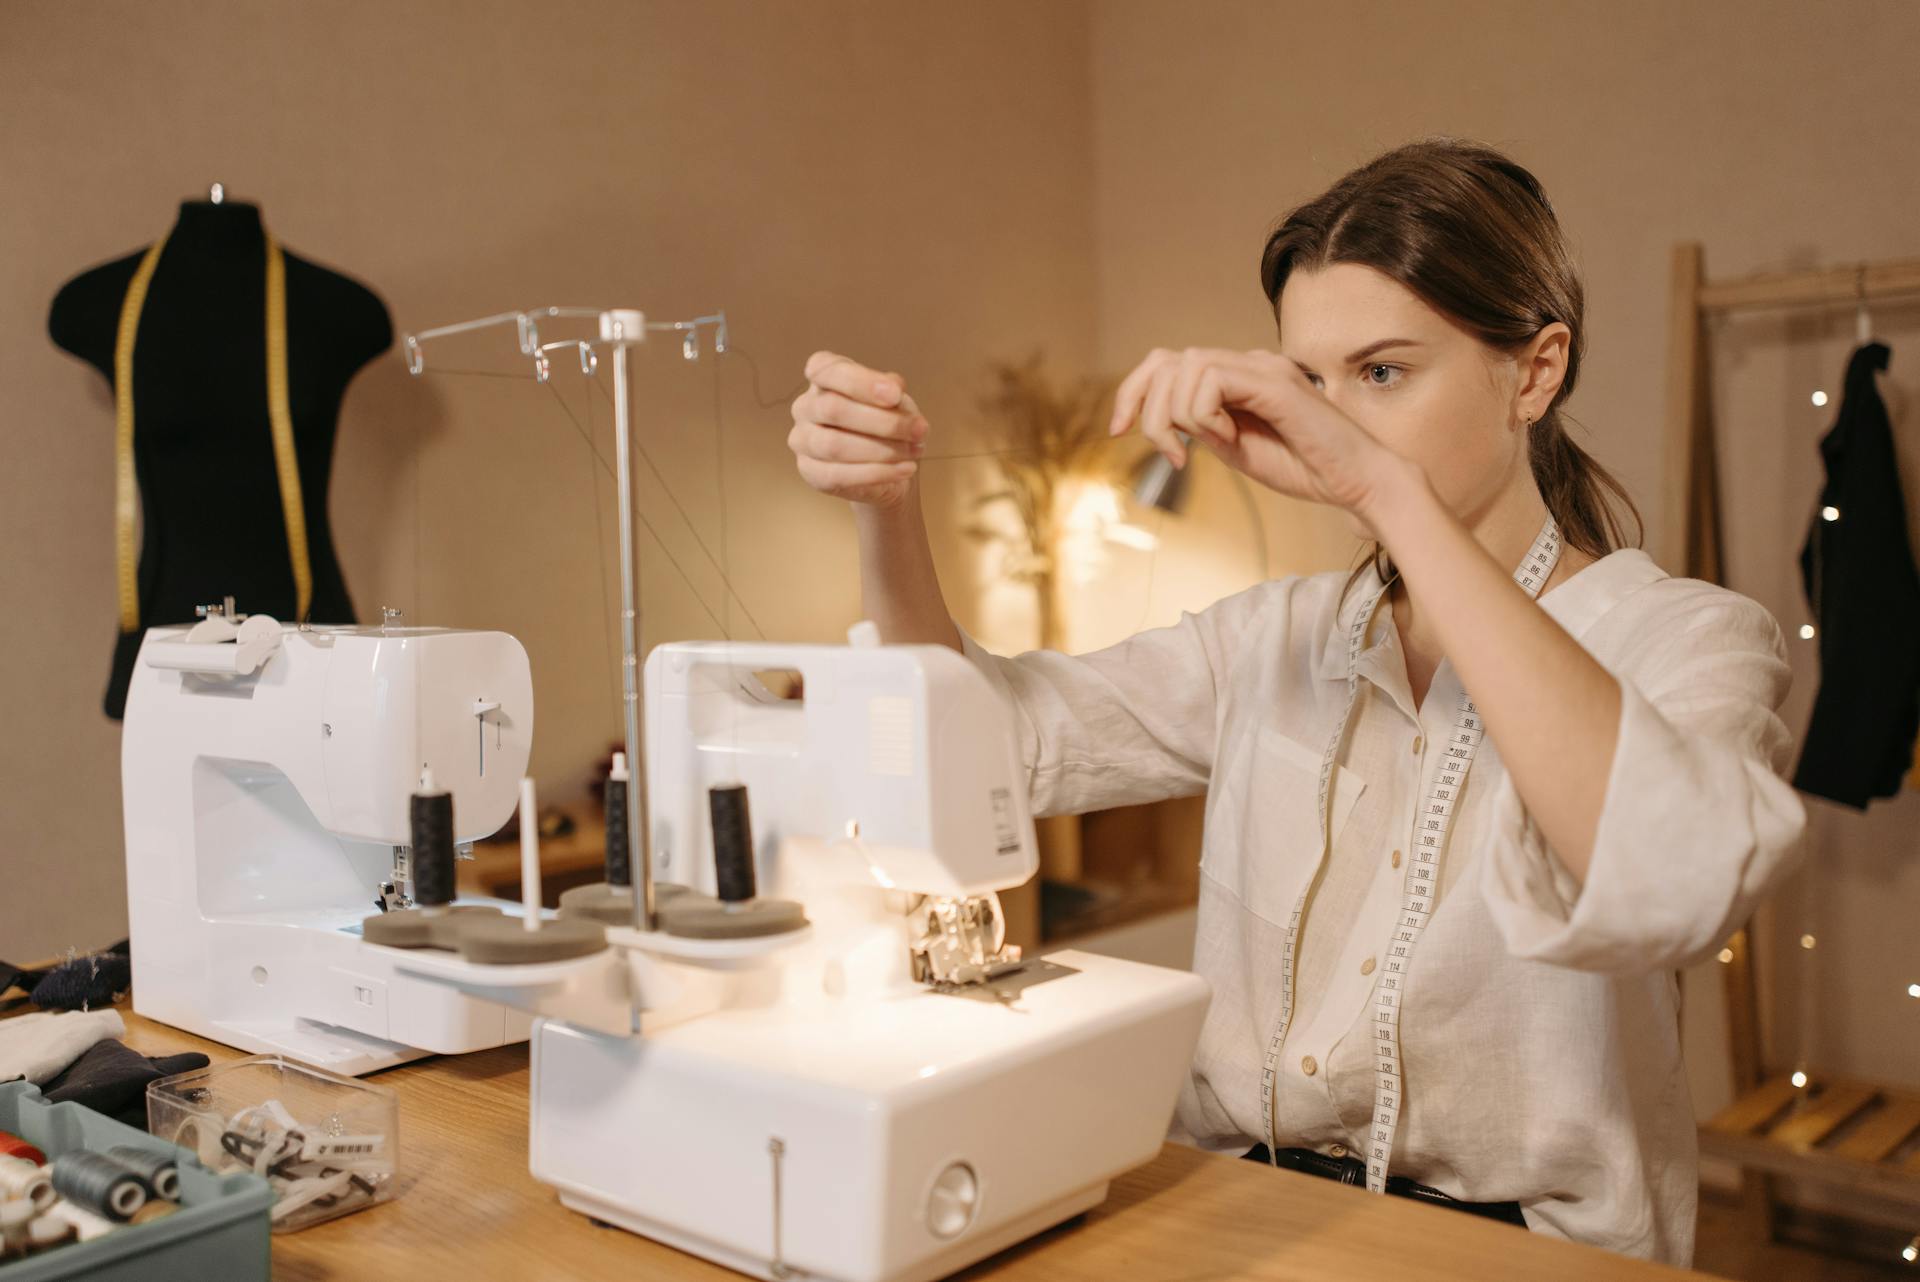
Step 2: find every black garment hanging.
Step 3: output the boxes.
[1793,341,1920,808]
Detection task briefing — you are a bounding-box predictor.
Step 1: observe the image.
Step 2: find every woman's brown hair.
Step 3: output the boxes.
[1259,137,1641,561]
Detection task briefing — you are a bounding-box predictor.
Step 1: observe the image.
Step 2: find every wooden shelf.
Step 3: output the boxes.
[460,807,610,906]
[1694,256,1920,312]
[1701,1072,1920,1207]
[1041,878,1194,946]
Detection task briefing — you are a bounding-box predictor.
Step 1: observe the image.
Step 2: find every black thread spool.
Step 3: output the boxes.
[51,1152,148,1221]
[105,1146,179,1201]
[709,784,755,903]
[604,755,630,890]
[411,773,456,909]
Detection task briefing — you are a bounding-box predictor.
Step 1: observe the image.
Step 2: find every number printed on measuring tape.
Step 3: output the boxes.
[1257,517,1561,1194]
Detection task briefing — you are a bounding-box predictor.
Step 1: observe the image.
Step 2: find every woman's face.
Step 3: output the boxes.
[1275,263,1556,539]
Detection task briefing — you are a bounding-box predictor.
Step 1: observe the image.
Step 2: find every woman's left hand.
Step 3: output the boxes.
[1109,347,1414,517]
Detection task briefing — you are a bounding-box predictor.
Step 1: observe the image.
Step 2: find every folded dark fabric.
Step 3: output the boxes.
[40,1038,210,1130]
[1,941,133,1012]
[1,958,49,1001]
[31,951,132,1012]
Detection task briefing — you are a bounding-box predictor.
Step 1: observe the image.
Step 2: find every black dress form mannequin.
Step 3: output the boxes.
[49,199,391,718]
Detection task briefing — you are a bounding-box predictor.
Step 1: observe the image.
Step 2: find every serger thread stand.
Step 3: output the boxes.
[402,304,729,932]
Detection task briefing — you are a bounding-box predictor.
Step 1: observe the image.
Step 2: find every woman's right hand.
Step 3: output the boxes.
[789,351,928,510]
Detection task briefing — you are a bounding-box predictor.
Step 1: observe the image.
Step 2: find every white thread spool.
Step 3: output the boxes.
[519,777,541,932]
[0,1156,53,1212]
[0,1197,35,1253]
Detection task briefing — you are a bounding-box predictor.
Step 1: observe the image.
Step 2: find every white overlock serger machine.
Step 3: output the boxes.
[373,626,1212,1282]
[121,599,540,1075]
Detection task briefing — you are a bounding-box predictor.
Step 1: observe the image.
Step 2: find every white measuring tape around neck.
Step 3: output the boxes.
[1259,515,1563,1194]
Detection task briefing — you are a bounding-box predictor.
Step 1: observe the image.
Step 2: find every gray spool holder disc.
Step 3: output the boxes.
[455,914,608,964]
[659,893,808,940]
[360,904,502,949]
[361,904,607,963]
[558,881,693,926]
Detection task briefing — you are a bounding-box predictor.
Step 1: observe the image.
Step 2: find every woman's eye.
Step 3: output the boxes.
[1304,372,1325,391]
[1365,364,1403,387]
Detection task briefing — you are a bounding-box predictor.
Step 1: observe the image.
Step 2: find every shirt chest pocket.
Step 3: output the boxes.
[1201,725,1368,927]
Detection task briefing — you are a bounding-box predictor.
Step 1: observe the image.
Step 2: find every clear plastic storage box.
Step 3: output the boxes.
[145,1055,398,1232]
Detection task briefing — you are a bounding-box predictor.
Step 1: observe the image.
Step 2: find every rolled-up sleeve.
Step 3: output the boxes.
[956,586,1274,817]
[1483,590,1808,973]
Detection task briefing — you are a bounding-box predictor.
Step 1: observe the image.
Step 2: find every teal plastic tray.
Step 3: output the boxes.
[0,1081,272,1282]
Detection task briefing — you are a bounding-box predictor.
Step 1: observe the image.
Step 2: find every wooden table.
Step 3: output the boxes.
[106,1012,1710,1281]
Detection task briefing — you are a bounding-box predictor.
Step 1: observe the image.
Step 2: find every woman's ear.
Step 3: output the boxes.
[1517,322,1572,423]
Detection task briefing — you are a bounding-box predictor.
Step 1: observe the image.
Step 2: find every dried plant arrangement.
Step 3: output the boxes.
[963,354,1122,648]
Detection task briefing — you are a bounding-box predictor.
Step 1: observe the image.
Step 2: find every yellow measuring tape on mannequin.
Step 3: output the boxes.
[112,238,166,633]
[262,234,313,623]
[113,231,312,633]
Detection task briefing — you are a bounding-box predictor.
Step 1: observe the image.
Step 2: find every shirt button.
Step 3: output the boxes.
[1360,957,1376,976]
[1301,1055,1318,1076]
[1328,1143,1348,1158]
[1411,735,1424,755]
[1391,849,1402,869]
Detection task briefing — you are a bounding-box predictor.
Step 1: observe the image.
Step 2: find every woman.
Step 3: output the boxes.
[786,138,1804,1266]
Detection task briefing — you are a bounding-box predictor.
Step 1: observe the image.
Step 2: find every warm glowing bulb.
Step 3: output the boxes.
[1904,1241,1918,1264]
[1105,522,1160,552]
[1799,624,1817,640]
[1822,506,1840,522]
[1717,948,1734,964]
[1908,983,1920,999]
[1056,481,1126,585]
[1062,480,1122,532]
[1811,390,1828,407]
[1791,1070,1809,1088]
[1800,934,1817,950]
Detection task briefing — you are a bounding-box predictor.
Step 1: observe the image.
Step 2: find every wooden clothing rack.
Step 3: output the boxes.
[1664,245,1920,1245]
[1663,247,1920,582]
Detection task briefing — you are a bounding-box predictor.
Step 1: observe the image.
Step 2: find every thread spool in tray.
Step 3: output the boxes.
[0,1152,54,1211]
[52,1151,149,1221]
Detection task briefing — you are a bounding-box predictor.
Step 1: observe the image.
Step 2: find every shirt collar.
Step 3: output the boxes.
[1536,547,1669,639]
[1314,546,1669,683]
[1315,563,1393,681]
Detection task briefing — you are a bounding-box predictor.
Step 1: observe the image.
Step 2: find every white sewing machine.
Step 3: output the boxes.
[121,604,539,1075]
[379,631,1211,1282]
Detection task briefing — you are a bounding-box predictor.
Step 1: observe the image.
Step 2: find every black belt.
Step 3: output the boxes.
[1242,1145,1527,1228]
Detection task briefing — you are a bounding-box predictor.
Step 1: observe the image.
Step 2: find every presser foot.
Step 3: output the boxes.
[908,894,1021,987]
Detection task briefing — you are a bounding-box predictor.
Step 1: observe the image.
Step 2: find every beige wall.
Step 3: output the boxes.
[1077,0,1920,634]
[0,0,1097,959]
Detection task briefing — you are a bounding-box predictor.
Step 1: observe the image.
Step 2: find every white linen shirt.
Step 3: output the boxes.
[957,548,1806,1266]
